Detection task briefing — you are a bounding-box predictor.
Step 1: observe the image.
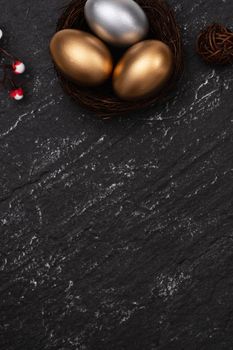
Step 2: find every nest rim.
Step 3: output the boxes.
[55,0,184,118]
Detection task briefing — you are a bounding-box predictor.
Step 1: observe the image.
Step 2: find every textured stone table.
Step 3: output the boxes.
[1,1,233,349]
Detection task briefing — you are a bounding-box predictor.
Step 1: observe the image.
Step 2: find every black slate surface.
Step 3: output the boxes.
[1,1,233,349]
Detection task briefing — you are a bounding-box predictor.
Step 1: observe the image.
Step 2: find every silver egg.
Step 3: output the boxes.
[84,0,149,46]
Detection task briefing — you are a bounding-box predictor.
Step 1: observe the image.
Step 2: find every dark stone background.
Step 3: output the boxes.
[1,1,233,349]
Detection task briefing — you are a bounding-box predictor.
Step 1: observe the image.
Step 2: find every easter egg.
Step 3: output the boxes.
[84,0,149,46]
[50,29,113,86]
[113,40,174,100]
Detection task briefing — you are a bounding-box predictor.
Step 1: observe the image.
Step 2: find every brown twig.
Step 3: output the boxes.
[0,64,17,90]
[0,64,7,89]
[0,47,15,61]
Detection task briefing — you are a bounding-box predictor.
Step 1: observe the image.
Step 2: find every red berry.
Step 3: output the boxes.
[9,88,24,100]
[12,61,25,74]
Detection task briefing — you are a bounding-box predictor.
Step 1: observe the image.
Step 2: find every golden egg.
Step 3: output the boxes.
[113,40,174,101]
[50,29,113,86]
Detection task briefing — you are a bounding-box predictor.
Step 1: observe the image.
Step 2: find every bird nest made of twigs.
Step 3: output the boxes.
[197,23,233,66]
[55,0,183,118]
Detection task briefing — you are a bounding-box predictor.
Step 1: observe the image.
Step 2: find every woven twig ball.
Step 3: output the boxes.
[55,0,183,118]
[197,23,233,65]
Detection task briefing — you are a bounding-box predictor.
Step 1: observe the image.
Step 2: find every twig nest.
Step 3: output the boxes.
[55,0,183,118]
[197,23,233,65]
